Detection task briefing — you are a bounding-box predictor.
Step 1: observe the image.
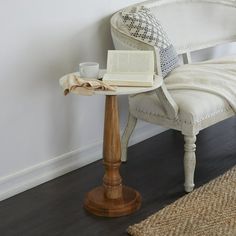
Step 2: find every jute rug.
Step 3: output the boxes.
[128,165,236,236]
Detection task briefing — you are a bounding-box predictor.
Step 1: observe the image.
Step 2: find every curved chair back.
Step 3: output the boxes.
[111,0,236,54]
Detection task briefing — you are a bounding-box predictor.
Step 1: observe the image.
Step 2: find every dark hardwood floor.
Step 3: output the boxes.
[1,117,236,236]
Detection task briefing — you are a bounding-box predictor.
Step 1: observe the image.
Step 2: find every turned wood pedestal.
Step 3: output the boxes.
[84,95,141,217]
[60,71,163,217]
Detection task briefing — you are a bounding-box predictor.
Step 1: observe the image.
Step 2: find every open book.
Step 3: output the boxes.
[103,50,155,87]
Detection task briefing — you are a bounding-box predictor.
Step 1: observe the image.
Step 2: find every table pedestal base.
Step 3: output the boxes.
[84,186,141,217]
[84,96,141,217]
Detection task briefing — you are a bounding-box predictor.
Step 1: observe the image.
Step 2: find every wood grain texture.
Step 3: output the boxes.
[84,186,141,217]
[0,117,236,235]
[84,95,141,217]
[103,95,122,199]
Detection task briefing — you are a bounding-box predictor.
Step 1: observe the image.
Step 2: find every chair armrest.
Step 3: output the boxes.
[155,83,179,119]
[154,48,179,119]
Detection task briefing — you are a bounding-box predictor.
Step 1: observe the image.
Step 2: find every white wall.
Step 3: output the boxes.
[0,0,236,201]
[0,0,167,201]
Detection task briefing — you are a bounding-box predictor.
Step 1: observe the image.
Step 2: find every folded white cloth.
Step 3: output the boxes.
[165,55,236,112]
[59,74,116,96]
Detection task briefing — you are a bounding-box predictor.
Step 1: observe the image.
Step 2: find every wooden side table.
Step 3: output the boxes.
[60,74,163,217]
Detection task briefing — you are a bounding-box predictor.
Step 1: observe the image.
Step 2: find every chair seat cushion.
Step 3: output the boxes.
[129,56,236,128]
[130,89,232,124]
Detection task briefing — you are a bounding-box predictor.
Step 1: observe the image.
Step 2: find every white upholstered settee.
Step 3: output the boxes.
[110,0,236,192]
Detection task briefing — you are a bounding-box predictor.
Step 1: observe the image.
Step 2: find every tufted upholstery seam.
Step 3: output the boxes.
[134,107,233,125]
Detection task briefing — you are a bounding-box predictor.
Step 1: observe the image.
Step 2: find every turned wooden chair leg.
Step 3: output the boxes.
[183,135,197,192]
[121,112,137,162]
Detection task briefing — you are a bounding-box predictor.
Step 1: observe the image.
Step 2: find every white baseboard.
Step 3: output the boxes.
[0,124,166,201]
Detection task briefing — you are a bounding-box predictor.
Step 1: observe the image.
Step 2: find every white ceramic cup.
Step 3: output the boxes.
[79,62,99,79]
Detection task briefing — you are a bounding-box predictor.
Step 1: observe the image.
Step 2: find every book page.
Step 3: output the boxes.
[106,50,154,74]
[102,73,153,87]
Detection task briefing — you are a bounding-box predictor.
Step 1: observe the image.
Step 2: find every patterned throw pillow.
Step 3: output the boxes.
[121,6,179,78]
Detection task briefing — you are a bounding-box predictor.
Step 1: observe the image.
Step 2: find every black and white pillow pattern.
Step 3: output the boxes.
[121,6,179,77]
